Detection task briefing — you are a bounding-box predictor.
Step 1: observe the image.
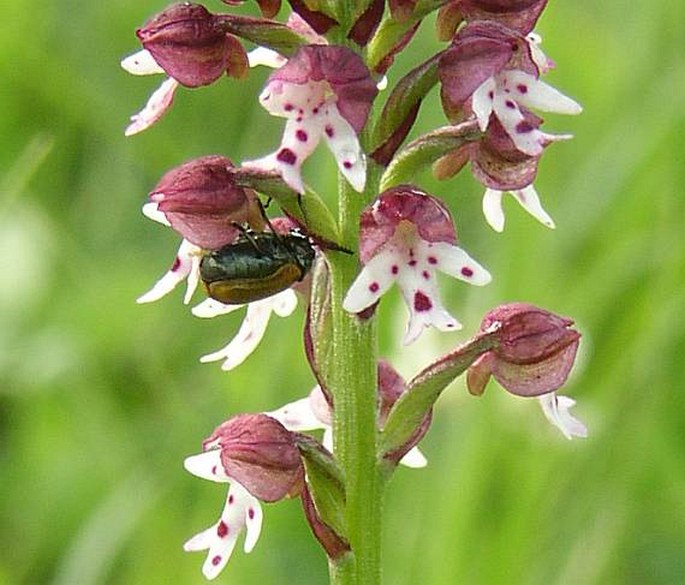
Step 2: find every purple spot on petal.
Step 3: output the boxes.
[517,84,528,94]
[284,103,294,112]
[369,282,380,293]
[296,116,303,123]
[488,90,494,99]
[325,125,334,138]
[391,265,399,275]
[248,508,255,520]
[211,465,217,475]
[422,271,430,280]
[505,99,516,109]
[516,120,534,134]
[228,495,234,505]
[461,266,474,278]
[296,129,308,142]
[217,521,229,538]
[343,161,352,169]
[427,256,437,265]
[408,259,417,267]
[414,291,432,312]
[212,555,222,566]
[171,257,181,272]
[277,148,297,165]
[312,107,319,114]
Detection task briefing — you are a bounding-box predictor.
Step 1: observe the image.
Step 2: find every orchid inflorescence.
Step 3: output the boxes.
[122,1,586,581]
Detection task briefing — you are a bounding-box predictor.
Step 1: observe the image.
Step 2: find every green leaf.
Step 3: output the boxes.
[294,434,348,538]
[366,0,449,71]
[216,15,308,56]
[379,330,498,460]
[370,54,441,163]
[379,120,481,190]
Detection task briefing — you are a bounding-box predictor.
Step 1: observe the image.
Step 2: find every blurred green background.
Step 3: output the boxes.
[1,1,683,584]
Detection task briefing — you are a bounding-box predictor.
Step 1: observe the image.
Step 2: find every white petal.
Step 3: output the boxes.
[503,71,582,115]
[492,90,544,157]
[183,451,230,483]
[539,393,588,440]
[511,185,555,229]
[482,188,505,232]
[247,46,287,69]
[525,33,555,74]
[270,288,298,317]
[184,253,201,305]
[322,428,334,453]
[125,77,179,136]
[471,77,496,131]
[137,239,200,304]
[426,241,492,286]
[399,446,427,469]
[142,201,170,226]
[265,397,325,432]
[199,300,273,370]
[342,249,398,314]
[192,298,245,318]
[322,106,366,192]
[121,49,164,75]
[396,268,461,345]
[241,491,263,553]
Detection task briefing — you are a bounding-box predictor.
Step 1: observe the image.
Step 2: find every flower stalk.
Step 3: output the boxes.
[327,162,383,584]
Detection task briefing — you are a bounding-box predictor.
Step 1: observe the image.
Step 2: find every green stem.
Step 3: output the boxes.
[328,162,383,585]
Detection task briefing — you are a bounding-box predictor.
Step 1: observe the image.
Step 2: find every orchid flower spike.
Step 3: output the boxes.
[244,45,378,194]
[343,186,491,344]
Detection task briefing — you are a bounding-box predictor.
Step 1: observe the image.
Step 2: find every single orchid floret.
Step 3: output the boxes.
[436,0,549,40]
[466,303,586,438]
[267,363,428,468]
[121,3,249,136]
[244,45,378,194]
[184,414,304,579]
[434,113,565,232]
[343,186,491,344]
[439,21,581,157]
[193,289,298,371]
[539,393,588,439]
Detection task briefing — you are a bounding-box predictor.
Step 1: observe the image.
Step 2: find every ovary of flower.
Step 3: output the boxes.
[192,289,298,371]
[266,387,428,468]
[137,238,202,305]
[539,393,588,440]
[482,184,555,232]
[471,70,581,157]
[243,80,366,194]
[343,224,491,345]
[183,450,263,580]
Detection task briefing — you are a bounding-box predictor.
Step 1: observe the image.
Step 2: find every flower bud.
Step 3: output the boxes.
[468,303,581,397]
[204,414,304,502]
[136,3,245,87]
[149,155,260,249]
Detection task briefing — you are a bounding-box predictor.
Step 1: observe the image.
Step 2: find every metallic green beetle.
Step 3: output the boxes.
[199,230,316,305]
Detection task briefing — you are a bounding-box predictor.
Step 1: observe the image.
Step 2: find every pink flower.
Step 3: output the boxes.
[439,22,581,157]
[244,45,378,193]
[343,186,491,344]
